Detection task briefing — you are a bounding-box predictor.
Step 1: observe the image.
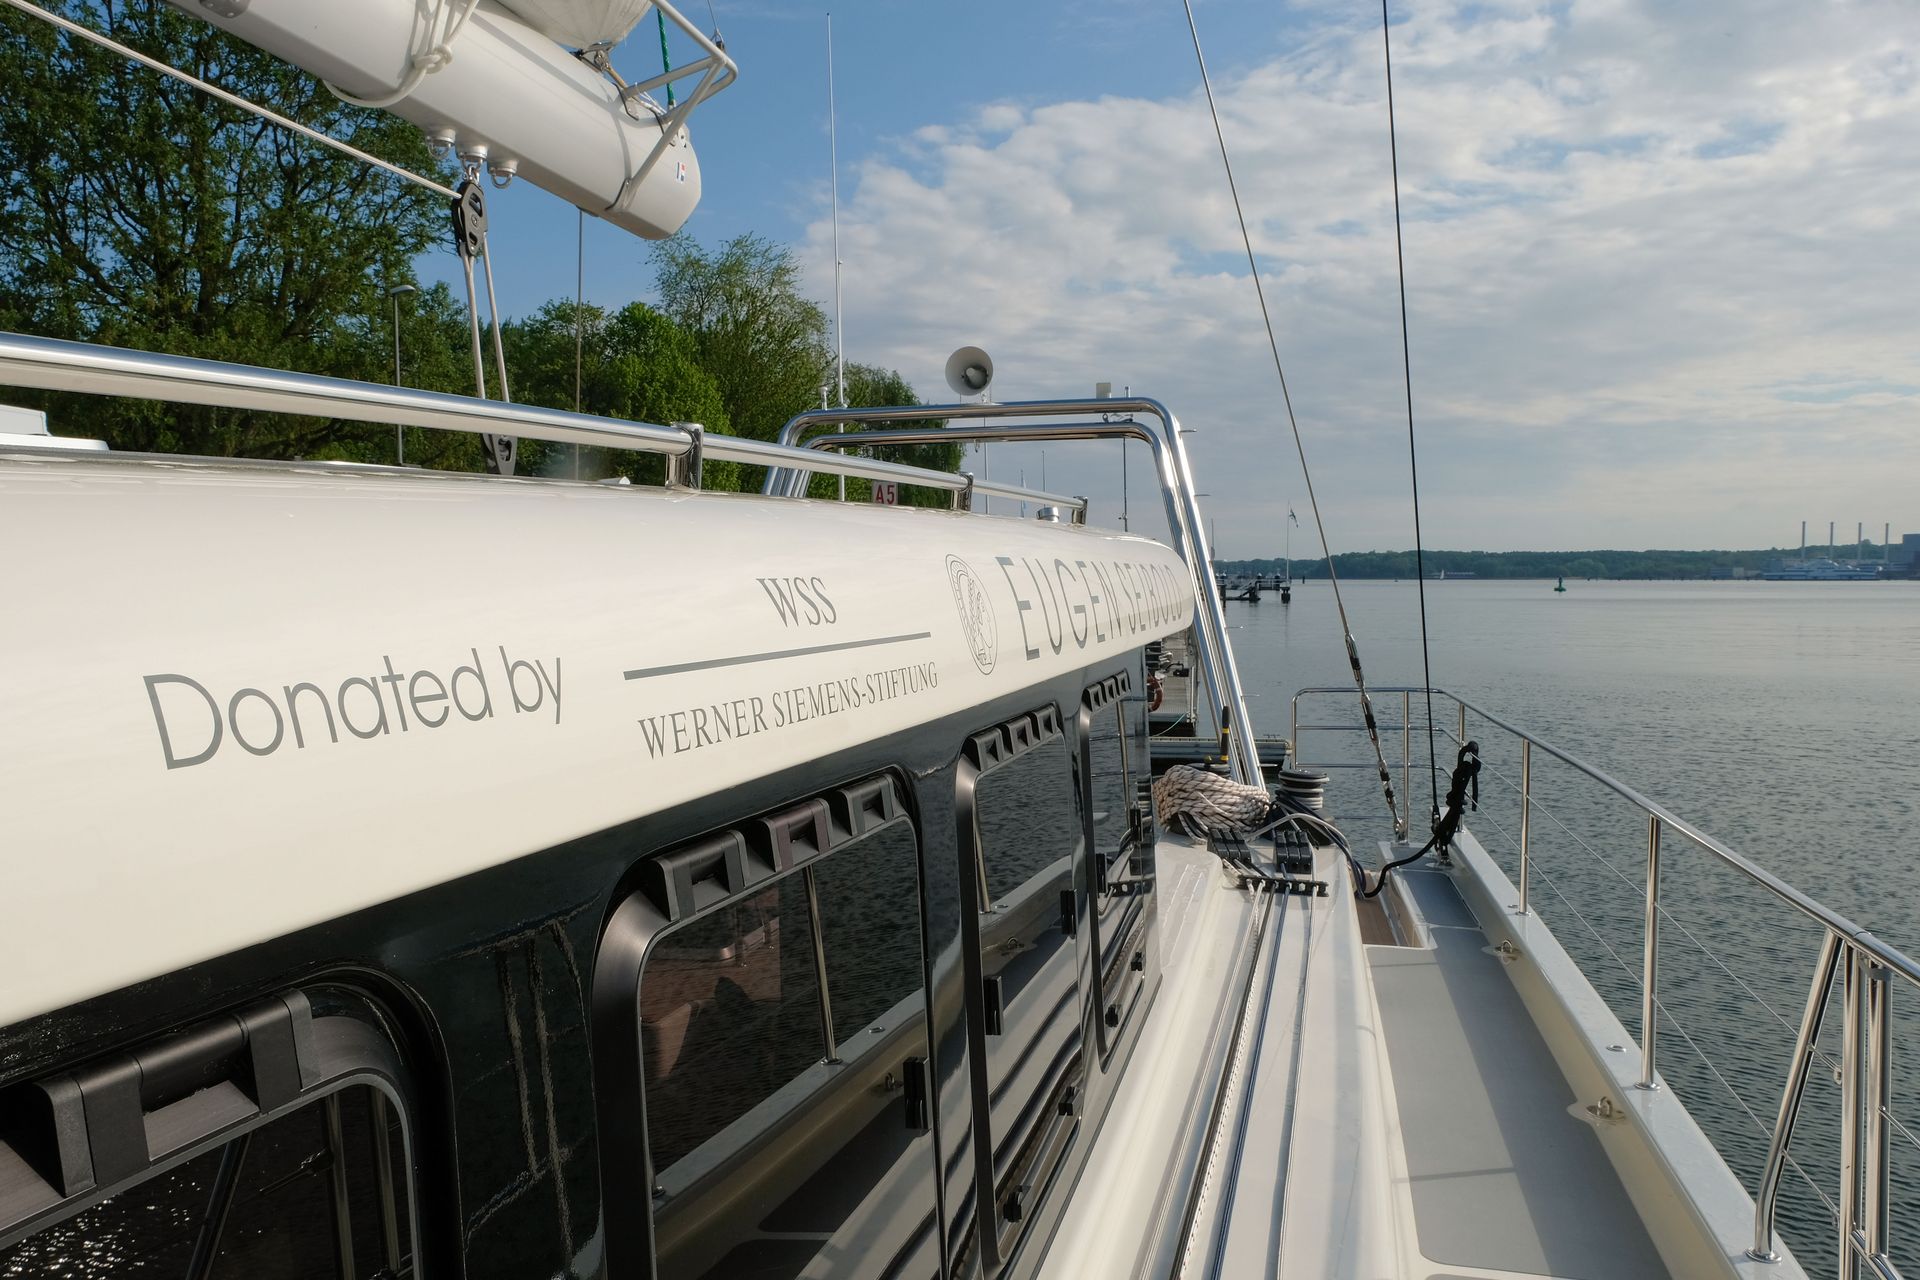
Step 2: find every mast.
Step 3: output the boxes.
[827,13,846,498]
[828,14,845,409]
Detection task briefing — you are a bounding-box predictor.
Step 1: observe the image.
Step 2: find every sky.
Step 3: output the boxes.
[421,0,1920,558]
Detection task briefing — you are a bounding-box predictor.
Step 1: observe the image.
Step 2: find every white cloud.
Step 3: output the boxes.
[804,0,1920,554]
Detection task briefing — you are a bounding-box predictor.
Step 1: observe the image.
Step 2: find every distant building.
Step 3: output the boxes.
[1890,534,1920,576]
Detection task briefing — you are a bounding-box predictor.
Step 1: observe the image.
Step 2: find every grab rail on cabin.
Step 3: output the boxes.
[1292,684,1917,1280]
[763,403,1261,787]
[0,331,1087,515]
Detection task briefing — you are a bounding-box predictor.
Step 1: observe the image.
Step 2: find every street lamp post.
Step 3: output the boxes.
[388,284,417,464]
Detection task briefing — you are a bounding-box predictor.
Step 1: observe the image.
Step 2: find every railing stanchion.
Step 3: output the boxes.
[1637,815,1662,1090]
[1841,945,1865,1280]
[1751,931,1843,1262]
[1517,738,1531,915]
[1865,963,1892,1261]
[1402,691,1412,832]
[1457,700,1466,749]
[1290,696,1301,769]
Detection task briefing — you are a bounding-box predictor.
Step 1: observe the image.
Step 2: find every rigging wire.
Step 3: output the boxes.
[1379,0,1441,825]
[1177,0,1406,838]
[0,0,457,199]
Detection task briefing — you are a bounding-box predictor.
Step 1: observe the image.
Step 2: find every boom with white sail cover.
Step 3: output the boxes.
[164,0,734,239]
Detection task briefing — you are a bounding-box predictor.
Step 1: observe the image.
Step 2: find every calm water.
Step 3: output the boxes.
[1230,577,1920,1272]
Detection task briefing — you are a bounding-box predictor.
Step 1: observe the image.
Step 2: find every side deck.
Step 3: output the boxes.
[1049,824,1805,1279]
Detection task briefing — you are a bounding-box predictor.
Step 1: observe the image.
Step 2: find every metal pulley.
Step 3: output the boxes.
[448,176,516,475]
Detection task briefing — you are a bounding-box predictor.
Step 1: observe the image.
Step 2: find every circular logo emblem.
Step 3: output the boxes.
[946,555,998,675]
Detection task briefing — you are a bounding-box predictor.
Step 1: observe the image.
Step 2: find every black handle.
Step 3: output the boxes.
[903,1057,930,1132]
[983,975,1004,1036]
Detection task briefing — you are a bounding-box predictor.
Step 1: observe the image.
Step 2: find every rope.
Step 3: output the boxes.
[1359,741,1478,898]
[656,9,676,106]
[326,0,484,110]
[1153,765,1271,838]
[0,0,456,199]
[1178,0,1405,839]
[1379,0,1440,826]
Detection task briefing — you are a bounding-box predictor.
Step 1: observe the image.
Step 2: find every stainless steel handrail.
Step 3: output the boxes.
[764,403,1261,786]
[1291,684,1920,1276]
[0,331,1086,511]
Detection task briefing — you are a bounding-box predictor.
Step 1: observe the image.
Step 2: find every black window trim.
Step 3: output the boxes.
[1080,663,1157,1067]
[0,989,421,1269]
[953,700,1085,1270]
[591,768,926,1280]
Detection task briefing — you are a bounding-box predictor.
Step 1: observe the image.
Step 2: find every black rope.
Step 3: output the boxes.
[1360,741,1479,899]
[1380,0,1440,828]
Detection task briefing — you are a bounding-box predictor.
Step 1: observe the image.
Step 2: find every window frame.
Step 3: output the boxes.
[591,769,935,1280]
[1080,665,1157,1066]
[953,701,1088,1268]
[0,989,422,1275]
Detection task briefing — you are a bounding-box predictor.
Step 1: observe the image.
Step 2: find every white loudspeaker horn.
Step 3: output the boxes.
[944,346,995,399]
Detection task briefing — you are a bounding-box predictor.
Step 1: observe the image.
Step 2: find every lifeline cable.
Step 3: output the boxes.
[1379,0,1441,826]
[0,0,456,199]
[1178,0,1406,837]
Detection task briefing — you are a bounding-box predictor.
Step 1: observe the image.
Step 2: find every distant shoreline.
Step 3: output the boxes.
[1218,547,1915,582]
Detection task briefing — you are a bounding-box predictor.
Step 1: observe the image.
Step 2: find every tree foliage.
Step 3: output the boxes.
[651,233,830,447]
[504,299,740,488]
[0,11,962,496]
[0,0,449,458]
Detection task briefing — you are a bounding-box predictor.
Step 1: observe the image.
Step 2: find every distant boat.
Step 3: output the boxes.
[1759,557,1880,581]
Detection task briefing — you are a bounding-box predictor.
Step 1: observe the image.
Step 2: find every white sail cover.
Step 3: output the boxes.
[495,0,652,48]
[165,0,727,240]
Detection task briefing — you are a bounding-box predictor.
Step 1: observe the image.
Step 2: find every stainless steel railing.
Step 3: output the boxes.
[1292,685,1918,1279]
[763,402,1263,787]
[0,331,1086,514]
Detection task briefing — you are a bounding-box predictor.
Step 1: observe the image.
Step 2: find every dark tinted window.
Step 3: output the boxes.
[976,732,1080,906]
[641,876,822,1172]
[812,820,924,1051]
[639,798,941,1280]
[1086,701,1130,862]
[0,1086,412,1279]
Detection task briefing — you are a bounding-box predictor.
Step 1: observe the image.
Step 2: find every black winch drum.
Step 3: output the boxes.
[1277,768,1330,811]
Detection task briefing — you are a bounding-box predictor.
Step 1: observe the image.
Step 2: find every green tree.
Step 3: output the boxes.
[0,0,449,458]
[828,362,963,508]
[651,232,831,449]
[504,299,741,488]
[652,234,964,500]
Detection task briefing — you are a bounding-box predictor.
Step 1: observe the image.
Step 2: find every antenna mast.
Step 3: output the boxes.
[827,13,847,498]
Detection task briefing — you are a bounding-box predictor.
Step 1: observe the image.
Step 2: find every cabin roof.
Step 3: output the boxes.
[0,452,1196,1025]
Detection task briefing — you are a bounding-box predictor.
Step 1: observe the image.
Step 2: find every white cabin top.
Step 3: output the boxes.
[0,451,1194,1026]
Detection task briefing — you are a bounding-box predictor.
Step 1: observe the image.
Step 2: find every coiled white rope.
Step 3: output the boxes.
[1153,765,1271,838]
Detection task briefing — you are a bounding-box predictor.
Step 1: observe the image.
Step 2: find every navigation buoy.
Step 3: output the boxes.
[1554,576,1567,593]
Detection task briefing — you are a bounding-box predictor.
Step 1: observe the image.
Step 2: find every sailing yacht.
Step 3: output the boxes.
[0,4,1905,1279]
